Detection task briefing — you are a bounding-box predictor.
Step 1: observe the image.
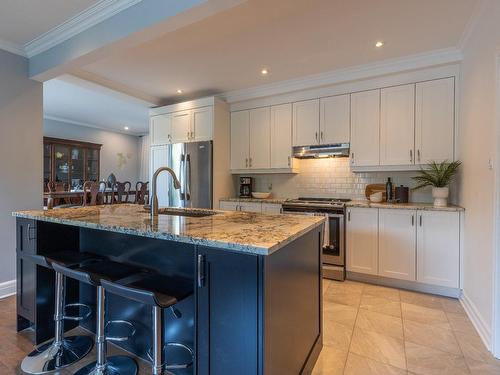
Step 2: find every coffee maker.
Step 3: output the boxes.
[239,177,253,198]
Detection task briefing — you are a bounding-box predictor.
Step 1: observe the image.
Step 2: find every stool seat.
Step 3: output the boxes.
[25,251,101,269]
[101,273,193,308]
[52,260,145,286]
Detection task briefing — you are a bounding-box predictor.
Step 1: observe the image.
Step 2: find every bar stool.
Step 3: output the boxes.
[101,274,194,375]
[21,251,101,374]
[52,260,144,375]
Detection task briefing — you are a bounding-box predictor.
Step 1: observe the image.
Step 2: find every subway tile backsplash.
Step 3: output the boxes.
[239,158,457,203]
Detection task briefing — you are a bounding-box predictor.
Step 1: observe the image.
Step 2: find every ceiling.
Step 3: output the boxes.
[0,0,99,46]
[43,76,150,135]
[81,0,478,103]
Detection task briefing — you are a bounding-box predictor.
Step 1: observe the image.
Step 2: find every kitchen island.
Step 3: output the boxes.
[13,204,324,374]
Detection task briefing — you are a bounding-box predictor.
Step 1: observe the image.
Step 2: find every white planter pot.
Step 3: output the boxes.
[432,187,449,207]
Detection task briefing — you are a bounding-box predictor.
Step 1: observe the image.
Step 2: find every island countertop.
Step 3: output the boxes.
[13,204,324,255]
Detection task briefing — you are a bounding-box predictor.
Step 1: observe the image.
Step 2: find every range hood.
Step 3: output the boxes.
[292,143,350,159]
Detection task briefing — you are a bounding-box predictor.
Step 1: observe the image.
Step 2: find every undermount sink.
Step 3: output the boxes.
[144,206,217,218]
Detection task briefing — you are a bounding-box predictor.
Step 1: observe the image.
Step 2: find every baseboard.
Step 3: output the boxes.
[461,291,492,350]
[0,279,16,299]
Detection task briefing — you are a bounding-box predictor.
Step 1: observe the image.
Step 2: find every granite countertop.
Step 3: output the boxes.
[346,200,465,212]
[12,204,324,256]
[220,197,287,204]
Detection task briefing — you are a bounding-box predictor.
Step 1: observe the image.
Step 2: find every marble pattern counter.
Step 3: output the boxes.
[346,200,464,212]
[13,204,324,255]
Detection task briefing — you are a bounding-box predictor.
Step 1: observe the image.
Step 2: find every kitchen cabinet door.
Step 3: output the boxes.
[239,202,262,213]
[171,110,192,143]
[320,94,350,144]
[380,84,415,165]
[350,90,380,167]
[378,209,416,281]
[346,207,378,275]
[293,99,320,147]
[219,201,239,211]
[261,203,282,214]
[417,211,460,288]
[192,106,213,141]
[230,111,250,170]
[150,114,172,145]
[150,145,169,207]
[270,104,293,169]
[249,107,271,169]
[415,78,455,164]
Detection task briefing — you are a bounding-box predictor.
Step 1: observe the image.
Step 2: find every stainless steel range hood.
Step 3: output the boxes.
[293,143,350,159]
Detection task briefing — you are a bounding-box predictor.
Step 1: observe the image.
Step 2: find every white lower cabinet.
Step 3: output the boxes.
[239,202,263,213]
[219,201,239,211]
[417,210,460,288]
[346,207,379,275]
[219,201,282,214]
[347,207,460,289]
[262,203,282,215]
[378,209,416,281]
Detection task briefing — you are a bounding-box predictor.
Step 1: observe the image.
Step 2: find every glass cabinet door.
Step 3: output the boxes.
[86,148,99,182]
[54,145,70,185]
[43,144,52,190]
[70,147,84,189]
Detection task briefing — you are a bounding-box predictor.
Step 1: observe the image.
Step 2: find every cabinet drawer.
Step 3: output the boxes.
[16,218,37,254]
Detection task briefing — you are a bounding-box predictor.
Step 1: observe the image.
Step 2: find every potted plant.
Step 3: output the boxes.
[412,160,461,207]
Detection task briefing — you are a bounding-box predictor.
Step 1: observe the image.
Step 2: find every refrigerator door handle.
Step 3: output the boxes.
[179,154,185,201]
[186,153,191,203]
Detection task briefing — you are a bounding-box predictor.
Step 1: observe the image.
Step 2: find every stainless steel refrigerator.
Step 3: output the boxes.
[165,140,213,209]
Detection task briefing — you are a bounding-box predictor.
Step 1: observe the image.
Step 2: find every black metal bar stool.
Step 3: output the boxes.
[21,252,101,374]
[101,274,194,375]
[52,259,145,375]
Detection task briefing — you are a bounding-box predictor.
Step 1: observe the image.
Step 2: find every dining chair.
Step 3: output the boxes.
[134,181,149,205]
[83,181,102,206]
[112,181,132,204]
[47,181,69,205]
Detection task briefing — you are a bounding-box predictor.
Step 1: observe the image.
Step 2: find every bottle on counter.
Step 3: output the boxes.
[385,177,393,202]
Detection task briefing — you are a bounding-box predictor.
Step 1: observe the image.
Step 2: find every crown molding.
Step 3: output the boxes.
[0,38,26,57]
[44,115,143,136]
[24,0,143,58]
[221,47,463,104]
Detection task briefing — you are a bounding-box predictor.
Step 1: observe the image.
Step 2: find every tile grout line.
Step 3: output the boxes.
[342,282,364,374]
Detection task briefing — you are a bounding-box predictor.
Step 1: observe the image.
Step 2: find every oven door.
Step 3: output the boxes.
[323,213,344,266]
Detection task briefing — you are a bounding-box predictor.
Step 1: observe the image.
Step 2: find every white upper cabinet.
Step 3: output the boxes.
[249,107,271,169]
[380,84,415,165]
[150,114,172,145]
[230,111,250,170]
[378,209,416,281]
[346,207,379,275]
[417,211,460,288]
[271,104,293,169]
[415,78,455,164]
[171,110,192,143]
[192,106,213,141]
[350,90,380,167]
[320,94,350,144]
[293,99,320,146]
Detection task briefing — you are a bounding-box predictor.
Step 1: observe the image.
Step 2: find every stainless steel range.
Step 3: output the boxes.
[282,197,350,281]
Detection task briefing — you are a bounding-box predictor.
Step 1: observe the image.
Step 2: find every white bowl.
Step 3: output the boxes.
[369,192,383,203]
[252,192,271,199]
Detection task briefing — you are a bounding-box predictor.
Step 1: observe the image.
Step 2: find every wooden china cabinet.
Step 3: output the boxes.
[43,137,102,191]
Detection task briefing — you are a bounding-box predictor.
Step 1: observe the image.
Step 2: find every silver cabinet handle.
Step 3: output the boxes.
[249,157,252,168]
[27,223,35,241]
[410,149,413,163]
[419,215,422,226]
[287,156,291,167]
[191,131,194,139]
[417,149,421,162]
[245,158,248,168]
[187,131,190,140]
[197,254,205,288]
[411,215,414,226]
[315,132,318,141]
[347,210,351,221]
[320,131,324,141]
[351,152,355,164]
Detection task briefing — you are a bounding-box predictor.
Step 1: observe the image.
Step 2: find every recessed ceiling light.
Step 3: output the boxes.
[375,41,384,48]
[176,89,183,94]
[123,126,129,130]
[261,68,269,75]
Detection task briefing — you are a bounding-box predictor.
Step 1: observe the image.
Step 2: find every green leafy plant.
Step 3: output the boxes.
[412,160,461,190]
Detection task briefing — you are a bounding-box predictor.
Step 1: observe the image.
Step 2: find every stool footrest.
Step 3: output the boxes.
[105,320,136,342]
[63,303,92,322]
[147,342,194,370]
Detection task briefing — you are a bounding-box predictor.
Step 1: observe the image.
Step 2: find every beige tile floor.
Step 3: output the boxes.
[312,279,500,375]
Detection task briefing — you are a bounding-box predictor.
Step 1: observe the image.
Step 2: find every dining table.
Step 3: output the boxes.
[43,188,146,209]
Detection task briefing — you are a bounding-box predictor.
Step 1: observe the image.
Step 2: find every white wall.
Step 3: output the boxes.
[458,0,500,352]
[0,50,43,288]
[44,119,141,183]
